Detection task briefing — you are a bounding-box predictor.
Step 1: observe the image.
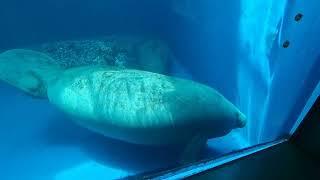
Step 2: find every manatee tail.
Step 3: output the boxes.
[0,49,64,98]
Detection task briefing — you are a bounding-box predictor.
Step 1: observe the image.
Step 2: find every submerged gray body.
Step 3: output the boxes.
[0,48,246,147]
[47,66,246,145]
[31,36,171,74]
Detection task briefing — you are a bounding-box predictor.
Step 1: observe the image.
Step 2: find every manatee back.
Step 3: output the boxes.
[0,49,63,98]
[48,67,213,127]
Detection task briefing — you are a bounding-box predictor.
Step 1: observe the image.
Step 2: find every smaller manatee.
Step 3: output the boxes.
[0,49,63,98]
[31,36,171,74]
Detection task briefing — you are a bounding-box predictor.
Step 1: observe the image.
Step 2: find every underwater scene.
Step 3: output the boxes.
[0,0,320,179]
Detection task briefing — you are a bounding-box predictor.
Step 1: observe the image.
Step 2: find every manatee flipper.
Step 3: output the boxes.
[179,134,208,165]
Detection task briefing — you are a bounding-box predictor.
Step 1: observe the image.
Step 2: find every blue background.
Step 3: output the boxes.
[1,0,320,179]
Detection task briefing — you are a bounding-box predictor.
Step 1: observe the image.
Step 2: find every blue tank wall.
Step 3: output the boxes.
[0,0,170,49]
[0,0,319,179]
[259,0,320,142]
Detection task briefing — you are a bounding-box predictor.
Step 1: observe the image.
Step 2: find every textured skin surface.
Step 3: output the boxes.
[31,36,170,74]
[0,36,170,98]
[0,49,63,98]
[48,66,246,145]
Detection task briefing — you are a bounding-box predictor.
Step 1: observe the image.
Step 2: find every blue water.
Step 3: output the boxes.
[1,0,320,179]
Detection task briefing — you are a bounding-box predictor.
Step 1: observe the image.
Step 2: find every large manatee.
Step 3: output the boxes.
[0,48,246,163]
[47,66,246,148]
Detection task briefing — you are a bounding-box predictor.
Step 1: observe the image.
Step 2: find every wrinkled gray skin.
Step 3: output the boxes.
[47,66,246,146]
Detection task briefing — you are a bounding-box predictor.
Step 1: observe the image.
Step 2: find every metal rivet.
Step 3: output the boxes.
[283,40,290,48]
[295,13,303,22]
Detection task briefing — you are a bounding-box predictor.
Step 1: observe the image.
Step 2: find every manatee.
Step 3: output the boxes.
[47,66,246,162]
[0,48,246,163]
[0,49,63,98]
[30,35,171,74]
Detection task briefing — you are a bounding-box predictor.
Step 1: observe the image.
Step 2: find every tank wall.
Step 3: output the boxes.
[0,0,171,50]
[0,0,320,179]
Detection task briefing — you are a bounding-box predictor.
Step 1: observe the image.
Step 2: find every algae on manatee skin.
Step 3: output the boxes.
[30,35,171,75]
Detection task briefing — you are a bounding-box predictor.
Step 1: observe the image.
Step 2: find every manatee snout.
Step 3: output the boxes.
[236,111,247,128]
